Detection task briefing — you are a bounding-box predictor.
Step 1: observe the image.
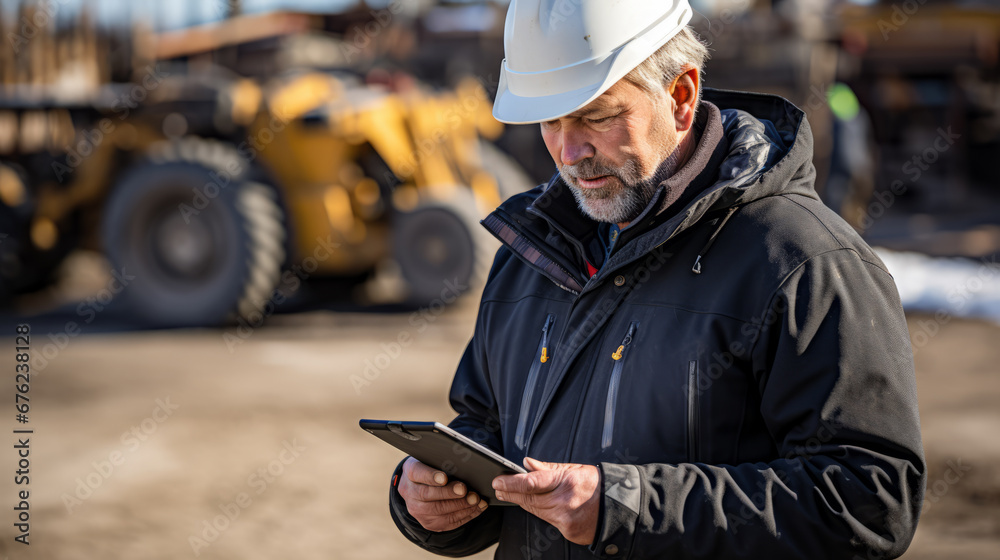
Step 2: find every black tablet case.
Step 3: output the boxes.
[360,419,526,506]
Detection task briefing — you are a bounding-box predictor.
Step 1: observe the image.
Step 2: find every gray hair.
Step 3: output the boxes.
[624,26,710,111]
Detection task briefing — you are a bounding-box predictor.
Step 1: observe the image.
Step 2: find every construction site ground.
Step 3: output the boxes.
[0,276,998,559]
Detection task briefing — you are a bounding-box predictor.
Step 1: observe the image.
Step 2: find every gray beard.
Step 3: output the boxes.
[559,149,680,224]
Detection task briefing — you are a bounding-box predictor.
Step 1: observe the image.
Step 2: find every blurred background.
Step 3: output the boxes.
[0,0,998,558]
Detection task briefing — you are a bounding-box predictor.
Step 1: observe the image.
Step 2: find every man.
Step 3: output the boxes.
[387,1,926,558]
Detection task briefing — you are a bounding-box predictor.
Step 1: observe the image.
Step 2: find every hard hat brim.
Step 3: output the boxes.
[492,4,693,125]
[492,67,611,125]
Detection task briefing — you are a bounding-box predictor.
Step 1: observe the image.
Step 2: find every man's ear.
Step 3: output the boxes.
[668,66,699,132]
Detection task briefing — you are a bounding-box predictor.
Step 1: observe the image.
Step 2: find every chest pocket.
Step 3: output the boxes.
[514,314,555,450]
[601,322,638,450]
[688,360,701,462]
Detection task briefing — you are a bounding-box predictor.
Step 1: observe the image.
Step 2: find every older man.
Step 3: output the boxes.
[387,1,925,558]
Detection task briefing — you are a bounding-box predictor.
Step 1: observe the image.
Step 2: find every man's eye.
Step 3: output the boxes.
[586,115,613,124]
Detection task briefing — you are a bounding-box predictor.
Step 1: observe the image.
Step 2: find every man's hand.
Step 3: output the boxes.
[397,457,488,532]
[492,457,601,545]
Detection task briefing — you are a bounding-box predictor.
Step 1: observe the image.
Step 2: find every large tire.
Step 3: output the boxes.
[101,140,286,327]
[391,188,496,305]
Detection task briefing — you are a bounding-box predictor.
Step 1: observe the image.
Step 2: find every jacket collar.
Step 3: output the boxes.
[481,88,814,292]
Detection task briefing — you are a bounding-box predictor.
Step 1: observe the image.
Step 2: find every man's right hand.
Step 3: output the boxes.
[398,456,488,532]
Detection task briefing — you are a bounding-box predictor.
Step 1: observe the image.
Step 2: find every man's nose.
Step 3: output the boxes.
[560,129,595,166]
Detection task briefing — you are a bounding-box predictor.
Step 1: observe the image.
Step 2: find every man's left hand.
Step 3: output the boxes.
[492,457,601,546]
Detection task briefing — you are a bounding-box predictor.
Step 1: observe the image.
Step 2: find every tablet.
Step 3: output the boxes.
[360,419,526,506]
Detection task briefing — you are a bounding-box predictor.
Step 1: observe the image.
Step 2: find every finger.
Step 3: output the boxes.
[523,457,554,472]
[427,501,487,532]
[405,458,448,486]
[493,488,518,505]
[410,496,480,518]
[407,480,469,502]
[494,470,561,495]
[492,473,516,492]
[494,487,550,515]
[445,501,487,527]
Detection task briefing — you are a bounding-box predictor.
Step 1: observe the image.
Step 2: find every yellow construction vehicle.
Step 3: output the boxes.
[0,7,530,326]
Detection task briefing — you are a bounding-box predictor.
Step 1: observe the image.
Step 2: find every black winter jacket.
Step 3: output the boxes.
[389,89,926,560]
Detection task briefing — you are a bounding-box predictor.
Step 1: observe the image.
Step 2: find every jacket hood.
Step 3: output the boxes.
[482,88,819,293]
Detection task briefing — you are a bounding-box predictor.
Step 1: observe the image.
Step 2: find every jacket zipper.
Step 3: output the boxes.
[687,360,700,462]
[514,314,555,450]
[601,322,638,450]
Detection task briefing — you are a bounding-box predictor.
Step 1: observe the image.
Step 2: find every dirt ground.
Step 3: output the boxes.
[0,297,998,559]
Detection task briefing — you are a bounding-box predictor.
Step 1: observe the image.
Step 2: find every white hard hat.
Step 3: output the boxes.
[493,0,694,125]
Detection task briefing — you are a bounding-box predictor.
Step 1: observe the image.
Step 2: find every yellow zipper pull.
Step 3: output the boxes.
[540,347,548,363]
[612,345,624,360]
